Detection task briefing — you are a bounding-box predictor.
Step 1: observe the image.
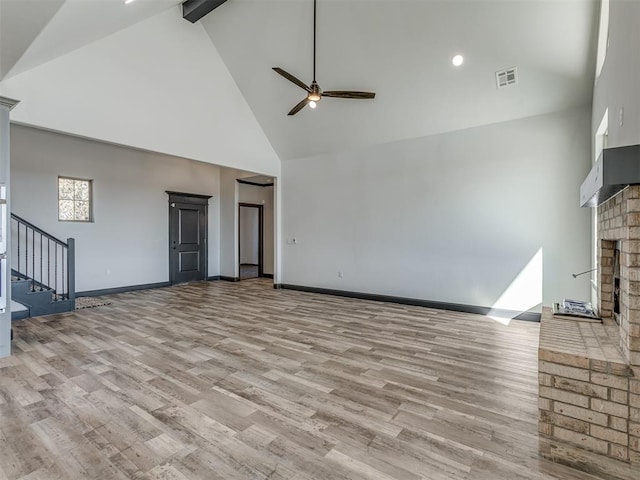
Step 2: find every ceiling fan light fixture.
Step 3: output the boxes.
[272,0,376,115]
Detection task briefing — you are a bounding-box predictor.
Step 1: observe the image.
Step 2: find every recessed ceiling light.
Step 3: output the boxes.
[124,0,136,4]
[452,55,464,67]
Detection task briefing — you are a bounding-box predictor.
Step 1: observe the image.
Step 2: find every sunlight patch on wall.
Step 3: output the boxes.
[488,248,543,325]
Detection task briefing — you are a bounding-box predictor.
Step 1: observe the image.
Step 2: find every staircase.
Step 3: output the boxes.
[11,213,75,319]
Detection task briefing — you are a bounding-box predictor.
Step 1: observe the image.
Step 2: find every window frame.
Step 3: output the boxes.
[57,176,94,223]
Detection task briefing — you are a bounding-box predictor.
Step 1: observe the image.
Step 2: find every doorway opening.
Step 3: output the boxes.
[238,203,263,280]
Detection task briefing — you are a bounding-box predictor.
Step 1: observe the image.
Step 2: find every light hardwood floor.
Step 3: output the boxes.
[0,279,605,480]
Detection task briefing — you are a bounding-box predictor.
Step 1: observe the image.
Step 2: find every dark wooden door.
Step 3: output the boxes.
[167,192,210,285]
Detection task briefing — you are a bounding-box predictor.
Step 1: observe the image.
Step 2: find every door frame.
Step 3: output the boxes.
[167,191,211,285]
[238,203,263,279]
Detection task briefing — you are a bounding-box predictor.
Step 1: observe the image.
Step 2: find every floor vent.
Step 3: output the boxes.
[496,67,518,89]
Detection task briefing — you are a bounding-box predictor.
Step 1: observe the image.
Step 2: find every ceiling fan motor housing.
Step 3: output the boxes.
[308,82,322,102]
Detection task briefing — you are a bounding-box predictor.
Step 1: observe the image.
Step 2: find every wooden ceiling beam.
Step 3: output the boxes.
[182,0,229,24]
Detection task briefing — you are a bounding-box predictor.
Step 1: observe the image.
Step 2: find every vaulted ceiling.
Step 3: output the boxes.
[0,0,599,163]
[1,0,182,79]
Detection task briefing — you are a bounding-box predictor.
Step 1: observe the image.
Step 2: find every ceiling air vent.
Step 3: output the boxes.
[496,67,518,89]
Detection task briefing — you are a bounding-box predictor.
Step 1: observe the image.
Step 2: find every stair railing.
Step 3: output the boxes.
[10,213,75,307]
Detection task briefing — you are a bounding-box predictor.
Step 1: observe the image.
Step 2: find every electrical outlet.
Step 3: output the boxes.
[338,271,343,278]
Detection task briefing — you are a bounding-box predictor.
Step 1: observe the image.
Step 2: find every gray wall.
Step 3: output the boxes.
[219,168,240,279]
[282,107,592,315]
[11,125,221,292]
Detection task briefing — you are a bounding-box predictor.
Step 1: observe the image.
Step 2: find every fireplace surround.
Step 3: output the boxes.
[598,186,640,366]
[538,185,640,478]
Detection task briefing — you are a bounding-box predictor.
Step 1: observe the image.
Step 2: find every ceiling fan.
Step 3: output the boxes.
[273,0,376,116]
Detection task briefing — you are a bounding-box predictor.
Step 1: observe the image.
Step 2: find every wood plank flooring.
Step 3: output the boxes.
[0,279,606,480]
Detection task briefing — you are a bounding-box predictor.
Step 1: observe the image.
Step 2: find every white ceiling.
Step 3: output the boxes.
[0,0,64,78]
[203,0,599,160]
[0,0,181,80]
[0,0,599,162]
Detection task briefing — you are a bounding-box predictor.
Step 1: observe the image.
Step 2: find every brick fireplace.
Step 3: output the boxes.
[594,186,640,465]
[598,186,640,366]
[538,185,640,479]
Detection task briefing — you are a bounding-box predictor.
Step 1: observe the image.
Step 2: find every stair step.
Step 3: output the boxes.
[11,277,72,318]
[10,214,76,320]
[11,279,52,296]
[11,300,30,321]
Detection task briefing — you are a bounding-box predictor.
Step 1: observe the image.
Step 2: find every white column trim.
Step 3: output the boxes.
[0,96,19,357]
[0,97,20,110]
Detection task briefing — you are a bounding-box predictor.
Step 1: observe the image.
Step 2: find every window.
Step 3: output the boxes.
[58,176,93,222]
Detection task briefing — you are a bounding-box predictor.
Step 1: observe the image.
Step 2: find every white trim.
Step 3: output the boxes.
[0,97,20,110]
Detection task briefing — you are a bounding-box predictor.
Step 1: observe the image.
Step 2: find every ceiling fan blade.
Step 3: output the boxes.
[273,67,311,92]
[288,98,309,116]
[322,91,376,99]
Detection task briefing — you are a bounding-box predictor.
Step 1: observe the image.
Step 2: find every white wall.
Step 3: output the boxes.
[589,0,640,304]
[282,107,592,315]
[0,7,281,177]
[239,207,259,265]
[219,168,240,279]
[239,183,275,275]
[11,125,221,292]
[592,0,640,149]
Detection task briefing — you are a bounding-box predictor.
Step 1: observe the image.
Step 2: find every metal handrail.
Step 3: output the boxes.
[10,213,68,247]
[10,213,75,304]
